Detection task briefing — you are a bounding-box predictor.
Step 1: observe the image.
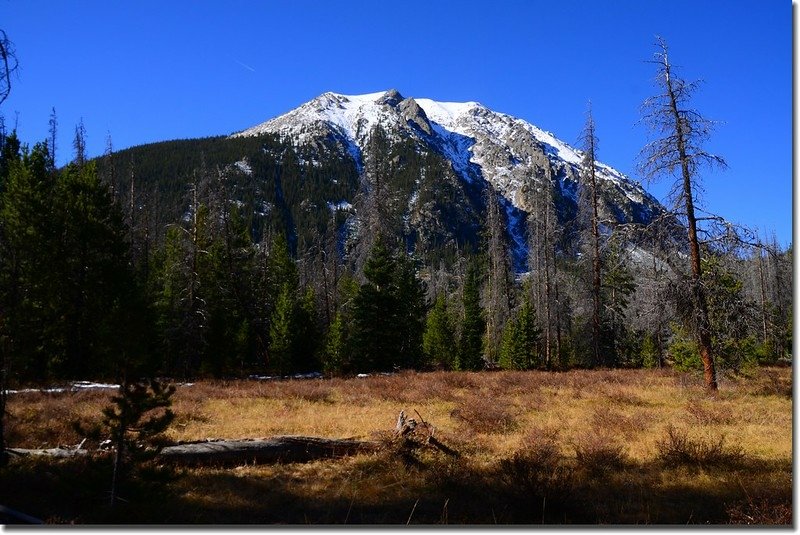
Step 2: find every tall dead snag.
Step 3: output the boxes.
[528,164,561,369]
[638,37,727,391]
[0,30,17,107]
[484,188,513,365]
[578,103,603,367]
[0,28,17,468]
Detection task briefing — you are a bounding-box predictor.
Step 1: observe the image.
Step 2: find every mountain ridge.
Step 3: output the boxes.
[232,89,668,267]
[234,88,662,215]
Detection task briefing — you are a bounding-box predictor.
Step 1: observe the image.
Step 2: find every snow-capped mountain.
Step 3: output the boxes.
[234,89,663,229]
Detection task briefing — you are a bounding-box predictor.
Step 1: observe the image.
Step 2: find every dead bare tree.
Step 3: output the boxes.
[578,102,603,367]
[638,37,727,391]
[528,165,562,368]
[0,30,17,108]
[0,28,17,467]
[483,188,513,365]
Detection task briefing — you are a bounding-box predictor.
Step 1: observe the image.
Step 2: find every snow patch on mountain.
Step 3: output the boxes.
[234,90,665,263]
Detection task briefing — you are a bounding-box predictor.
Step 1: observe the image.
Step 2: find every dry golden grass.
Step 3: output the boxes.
[2,365,792,524]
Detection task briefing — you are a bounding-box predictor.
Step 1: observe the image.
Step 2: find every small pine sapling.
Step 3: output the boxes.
[103,378,176,506]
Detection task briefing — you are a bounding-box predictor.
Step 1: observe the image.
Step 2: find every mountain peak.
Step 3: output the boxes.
[233,90,664,239]
[376,89,404,106]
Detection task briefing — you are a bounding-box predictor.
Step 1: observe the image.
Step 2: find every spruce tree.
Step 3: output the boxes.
[51,160,138,378]
[351,239,399,372]
[292,286,320,373]
[458,256,485,371]
[269,282,296,376]
[323,311,348,376]
[423,294,456,370]
[499,294,540,370]
[393,252,426,369]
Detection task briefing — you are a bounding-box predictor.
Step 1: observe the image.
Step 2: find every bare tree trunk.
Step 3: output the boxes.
[528,166,559,370]
[484,189,512,365]
[667,75,717,391]
[639,38,725,391]
[580,104,603,367]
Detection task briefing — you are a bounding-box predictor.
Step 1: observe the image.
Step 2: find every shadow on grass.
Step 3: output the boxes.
[0,452,792,525]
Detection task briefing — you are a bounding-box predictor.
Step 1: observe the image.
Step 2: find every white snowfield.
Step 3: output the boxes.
[233,89,656,215]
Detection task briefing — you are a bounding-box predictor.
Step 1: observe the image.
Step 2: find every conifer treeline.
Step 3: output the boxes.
[0,118,791,383]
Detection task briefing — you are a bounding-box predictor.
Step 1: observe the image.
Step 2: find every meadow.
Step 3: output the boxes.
[1,365,792,525]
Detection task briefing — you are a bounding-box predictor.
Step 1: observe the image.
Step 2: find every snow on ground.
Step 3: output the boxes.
[5,380,195,395]
[5,381,119,394]
[326,200,353,212]
[248,371,324,381]
[234,158,252,175]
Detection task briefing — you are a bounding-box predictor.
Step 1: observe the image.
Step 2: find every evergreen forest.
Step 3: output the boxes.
[0,114,791,387]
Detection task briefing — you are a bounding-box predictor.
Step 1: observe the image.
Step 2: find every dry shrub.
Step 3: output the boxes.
[656,425,744,468]
[573,431,628,473]
[6,389,114,448]
[747,369,792,398]
[438,371,480,390]
[333,372,441,405]
[498,428,574,516]
[450,394,518,433]
[489,371,546,397]
[602,385,645,406]
[684,401,735,425]
[273,380,333,404]
[726,495,792,525]
[589,407,650,440]
[393,372,459,404]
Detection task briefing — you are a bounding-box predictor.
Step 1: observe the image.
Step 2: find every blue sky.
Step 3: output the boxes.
[2,0,792,246]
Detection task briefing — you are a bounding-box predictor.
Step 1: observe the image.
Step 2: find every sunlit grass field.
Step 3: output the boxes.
[2,365,792,524]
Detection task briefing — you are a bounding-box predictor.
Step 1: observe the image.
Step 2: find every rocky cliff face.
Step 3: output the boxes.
[234,89,668,268]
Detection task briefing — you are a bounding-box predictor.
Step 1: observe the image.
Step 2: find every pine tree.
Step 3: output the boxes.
[350,239,425,372]
[99,379,175,506]
[269,282,296,376]
[0,30,17,107]
[458,256,485,371]
[499,293,540,370]
[393,252,426,369]
[423,294,456,370]
[323,311,349,376]
[600,241,636,366]
[0,141,52,382]
[73,118,87,166]
[292,286,320,372]
[47,107,57,170]
[50,160,141,378]
[351,239,399,372]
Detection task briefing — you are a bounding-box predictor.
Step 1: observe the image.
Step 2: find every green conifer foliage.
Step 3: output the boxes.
[1,147,140,380]
[323,311,348,375]
[100,378,175,506]
[458,257,485,371]
[269,282,296,376]
[423,294,456,370]
[499,295,540,370]
[351,239,426,372]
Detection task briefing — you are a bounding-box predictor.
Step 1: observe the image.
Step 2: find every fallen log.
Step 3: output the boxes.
[159,436,378,466]
[6,447,90,459]
[8,436,378,467]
